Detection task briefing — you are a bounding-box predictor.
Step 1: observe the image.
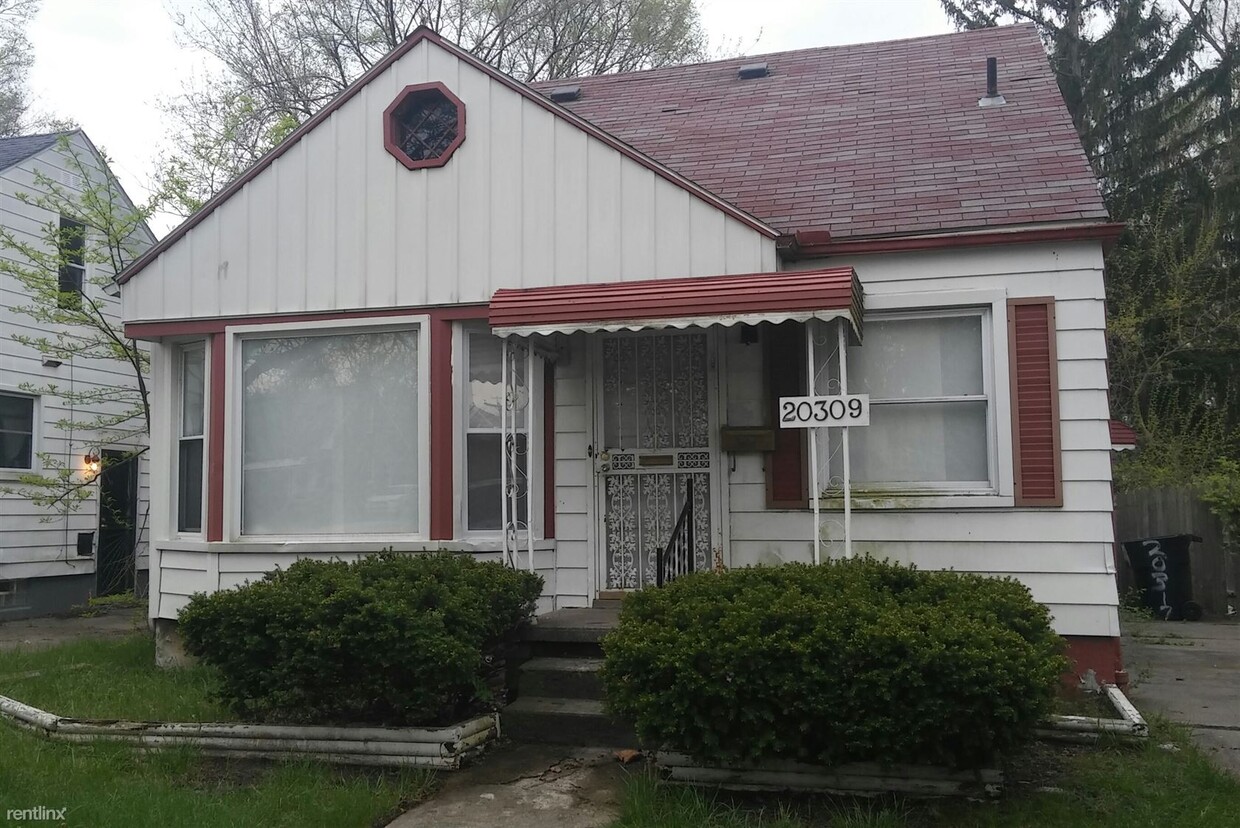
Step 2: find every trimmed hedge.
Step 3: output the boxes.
[601,559,1066,769]
[179,552,542,726]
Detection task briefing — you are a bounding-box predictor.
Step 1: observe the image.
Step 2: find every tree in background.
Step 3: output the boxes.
[941,0,1240,489]
[159,0,707,214]
[0,137,156,518]
[0,0,38,135]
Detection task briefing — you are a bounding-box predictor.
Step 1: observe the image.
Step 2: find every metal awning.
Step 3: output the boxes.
[489,267,863,340]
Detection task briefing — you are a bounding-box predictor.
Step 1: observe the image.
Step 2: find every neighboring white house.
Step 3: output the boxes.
[118,25,1126,683]
[0,131,153,618]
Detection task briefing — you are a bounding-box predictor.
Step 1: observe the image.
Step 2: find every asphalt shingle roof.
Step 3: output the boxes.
[534,24,1108,240]
[0,131,68,172]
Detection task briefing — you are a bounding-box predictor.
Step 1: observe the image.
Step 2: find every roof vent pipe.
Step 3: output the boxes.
[549,85,581,103]
[979,57,1006,107]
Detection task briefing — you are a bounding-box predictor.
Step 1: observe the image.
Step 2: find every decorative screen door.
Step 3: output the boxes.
[597,331,714,590]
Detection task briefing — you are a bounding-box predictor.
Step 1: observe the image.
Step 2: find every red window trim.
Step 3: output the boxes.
[764,322,809,509]
[543,360,556,539]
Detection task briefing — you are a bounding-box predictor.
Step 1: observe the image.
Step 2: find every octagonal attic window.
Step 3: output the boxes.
[383,83,465,170]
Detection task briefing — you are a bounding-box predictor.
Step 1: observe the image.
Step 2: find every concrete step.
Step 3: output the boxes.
[591,598,624,610]
[503,696,638,747]
[519,656,606,700]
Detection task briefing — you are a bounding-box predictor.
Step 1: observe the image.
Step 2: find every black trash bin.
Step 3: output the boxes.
[1122,534,1204,621]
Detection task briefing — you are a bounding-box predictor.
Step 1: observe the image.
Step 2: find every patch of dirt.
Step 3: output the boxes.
[181,757,273,790]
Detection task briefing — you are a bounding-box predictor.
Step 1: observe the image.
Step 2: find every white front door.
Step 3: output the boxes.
[594,331,717,591]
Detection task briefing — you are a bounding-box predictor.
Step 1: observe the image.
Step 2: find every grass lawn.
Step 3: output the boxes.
[0,633,229,721]
[0,635,436,827]
[614,720,1240,828]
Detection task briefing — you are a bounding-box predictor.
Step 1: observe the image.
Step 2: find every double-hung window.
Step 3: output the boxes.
[239,326,422,536]
[461,329,535,533]
[57,216,86,309]
[845,309,994,491]
[177,345,206,533]
[0,392,35,471]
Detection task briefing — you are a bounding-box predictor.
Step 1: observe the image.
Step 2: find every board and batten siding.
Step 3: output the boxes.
[723,241,1118,639]
[1,135,150,589]
[122,38,776,326]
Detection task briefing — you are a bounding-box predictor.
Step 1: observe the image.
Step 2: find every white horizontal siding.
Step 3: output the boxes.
[727,242,1118,638]
[154,547,560,620]
[552,334,592,608]
[123,39,776,324]
[1,135,151,587]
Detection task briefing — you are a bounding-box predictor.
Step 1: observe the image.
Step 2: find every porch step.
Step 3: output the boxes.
[591,598,624,610]
[519,607,618,657]
[518,656,606,701]
[502,696,638,747]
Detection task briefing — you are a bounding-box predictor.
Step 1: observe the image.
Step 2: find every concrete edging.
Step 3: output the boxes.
[0,695,498,769]
[1037,684,1149,744]
[655,752,1003,798]
[654,685,1148,796]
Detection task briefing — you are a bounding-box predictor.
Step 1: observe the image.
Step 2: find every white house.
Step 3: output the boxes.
[1,131,153,617]
[119,25,1125,683]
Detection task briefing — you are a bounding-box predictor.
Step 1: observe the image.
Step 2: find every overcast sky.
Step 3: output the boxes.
[26,0,953,235]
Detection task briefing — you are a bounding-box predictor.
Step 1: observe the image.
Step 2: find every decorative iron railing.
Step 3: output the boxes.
[657,478,696,587]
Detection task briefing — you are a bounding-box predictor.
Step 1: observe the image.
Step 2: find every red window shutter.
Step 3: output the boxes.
[1009,298,1063,506]
[765,323,808,508]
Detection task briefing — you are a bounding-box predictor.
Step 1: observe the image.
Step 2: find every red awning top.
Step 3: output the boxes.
[1110,419,1138,451]
[489,267,863,339]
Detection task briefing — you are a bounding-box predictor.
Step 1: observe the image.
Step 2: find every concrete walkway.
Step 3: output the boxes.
[1124,617,1240,775]
[389,743,630,828]
[0,607,145,652]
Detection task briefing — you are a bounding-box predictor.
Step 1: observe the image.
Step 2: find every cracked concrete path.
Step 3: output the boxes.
[389,743,629,828]
[1124,617,1240,776]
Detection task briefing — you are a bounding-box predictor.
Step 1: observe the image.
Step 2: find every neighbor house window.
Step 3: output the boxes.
[0,392,35,470]
[240,327,420,536]
[461,330,531,532]
[845,310,992,489]
[177,345,206,533]
[57,216,86,309]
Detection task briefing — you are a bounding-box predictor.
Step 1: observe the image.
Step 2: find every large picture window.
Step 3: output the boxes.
[240,328,420,536]
[0,392,35,470]
[177,345,206,533]
[461,330,531,533]
[845,310,993,490]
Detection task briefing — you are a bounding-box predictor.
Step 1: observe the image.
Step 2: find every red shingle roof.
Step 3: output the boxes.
[534,24,1108,240]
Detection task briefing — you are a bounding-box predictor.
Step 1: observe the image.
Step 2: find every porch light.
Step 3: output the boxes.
[83,448,101,480]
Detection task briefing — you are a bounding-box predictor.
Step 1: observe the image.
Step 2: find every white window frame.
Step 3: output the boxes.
[224,316,431,543]
[57,215,87,299]
[453,323,543,539]
[173,342,208,537]
[839,288,1015,508]
[0,388,39,478]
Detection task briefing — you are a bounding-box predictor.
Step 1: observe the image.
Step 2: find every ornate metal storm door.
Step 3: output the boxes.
[597,332,713,590]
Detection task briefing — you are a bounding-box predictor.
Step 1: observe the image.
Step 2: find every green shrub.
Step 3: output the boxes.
[601,558,1066,769]
[179,552,542,726]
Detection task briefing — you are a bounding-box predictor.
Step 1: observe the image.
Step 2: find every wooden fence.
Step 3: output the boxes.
[1114,487,1235,618]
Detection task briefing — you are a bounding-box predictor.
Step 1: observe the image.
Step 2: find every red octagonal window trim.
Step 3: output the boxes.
[383,82,466,171]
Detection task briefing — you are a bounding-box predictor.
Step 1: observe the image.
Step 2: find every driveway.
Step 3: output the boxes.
[1124,617,1240,775]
